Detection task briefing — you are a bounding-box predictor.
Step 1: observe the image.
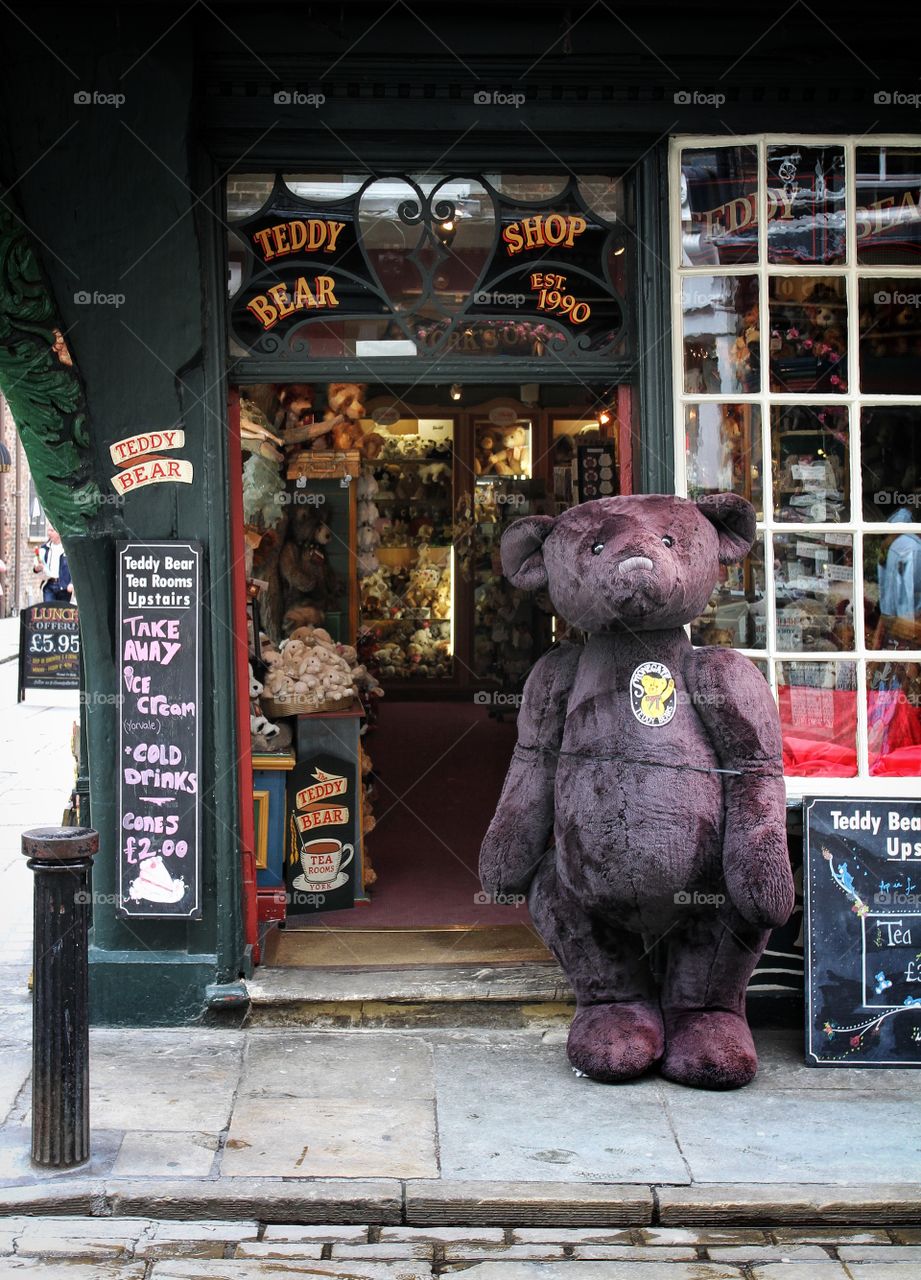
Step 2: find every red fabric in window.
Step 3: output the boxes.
[778,686,858,777]
[868,689,921,776]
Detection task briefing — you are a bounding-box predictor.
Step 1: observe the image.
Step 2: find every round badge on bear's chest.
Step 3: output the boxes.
[630,661,677,727]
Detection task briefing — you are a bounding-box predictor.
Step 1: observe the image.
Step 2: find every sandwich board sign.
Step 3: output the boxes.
[805,797,921,1067]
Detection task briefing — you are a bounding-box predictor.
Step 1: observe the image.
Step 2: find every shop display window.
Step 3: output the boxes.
[691,535,766,650]
[471,417,546,682]
[768,276,847,394]
[765,145,846,266]
[860,406,921,520]
[864,530,921,651]
[358,415,455,681]
[777,661,858,778]
[682,276,759,394]
[771,405,849,524]
[867,661,921,775]
[686,403,762,518]
[673,137,921,787]
[856,147,921,265]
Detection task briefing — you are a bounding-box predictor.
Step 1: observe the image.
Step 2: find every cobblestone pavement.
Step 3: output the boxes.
[2,1220,921,1277]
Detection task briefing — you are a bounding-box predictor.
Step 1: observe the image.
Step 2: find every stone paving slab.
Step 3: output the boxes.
[663,1087,921,1183]
[221,1094,437,1179]
[106,1178,403,1224]
[149,1263,433,1279]
[434,1042,689,1183]
[749,1267,849,1280]
[239,1032,435,1101]
[404,1180,654,1225]
[0,1263,147,1278]
[439,1265,743,1279]
[658,1182,921,1224]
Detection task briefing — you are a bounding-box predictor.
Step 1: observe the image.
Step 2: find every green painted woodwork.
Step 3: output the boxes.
[0,205,101,534]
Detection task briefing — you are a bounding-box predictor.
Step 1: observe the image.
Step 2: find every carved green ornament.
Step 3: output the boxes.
[0,202,101,533]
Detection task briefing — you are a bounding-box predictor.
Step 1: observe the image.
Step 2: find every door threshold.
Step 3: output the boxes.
[264,923,551,968]
[245,961,574,1029]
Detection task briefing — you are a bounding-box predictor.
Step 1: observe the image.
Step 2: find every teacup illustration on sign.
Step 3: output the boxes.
[292,837,354,892]
[128,855,186,905]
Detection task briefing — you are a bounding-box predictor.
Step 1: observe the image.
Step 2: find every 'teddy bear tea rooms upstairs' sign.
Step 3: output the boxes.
[805,797,921,1067]
[117,542,202,919]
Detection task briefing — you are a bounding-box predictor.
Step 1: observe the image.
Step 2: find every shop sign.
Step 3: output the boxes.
[17,604,80,700]
[229,174,627,361]
[286,754,357,913]
[805,797,921,1067]
[108,427,193,496]
[116,541,202,919]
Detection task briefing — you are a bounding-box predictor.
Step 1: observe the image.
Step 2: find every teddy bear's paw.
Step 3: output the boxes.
[661,1010,757,1090]
[566,1001,665,1083]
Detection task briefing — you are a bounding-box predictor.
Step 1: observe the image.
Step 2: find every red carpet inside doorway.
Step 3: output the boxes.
[310,701,533,929]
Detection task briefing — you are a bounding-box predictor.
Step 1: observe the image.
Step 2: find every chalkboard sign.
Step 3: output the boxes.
[117,541,202,919]
[18,604,80,699]
[286,750,357,914]
[805,796,921,1067]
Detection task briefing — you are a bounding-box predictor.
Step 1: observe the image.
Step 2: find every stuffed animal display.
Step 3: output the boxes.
[475,425,531,476]
[261,625,383,711]
[276,382,384,458]
[279,506,339,627]
[248,662,293,752]
[480,493,794,1090]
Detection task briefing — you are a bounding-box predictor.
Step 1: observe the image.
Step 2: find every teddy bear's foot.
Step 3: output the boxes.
[661,1010,758,1090]
[567,1001,665,1083]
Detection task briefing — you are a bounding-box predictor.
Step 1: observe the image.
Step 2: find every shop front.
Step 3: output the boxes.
[0,4,918,1024]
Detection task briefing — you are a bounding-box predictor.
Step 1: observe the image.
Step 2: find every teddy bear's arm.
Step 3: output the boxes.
[686,646,794,929]
[479,642,581,896]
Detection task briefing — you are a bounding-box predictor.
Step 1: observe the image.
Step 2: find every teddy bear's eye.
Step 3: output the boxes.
[591,541,605,555]
[661,535,674,548]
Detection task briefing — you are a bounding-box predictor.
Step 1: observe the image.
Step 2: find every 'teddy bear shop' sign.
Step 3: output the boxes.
[117,541,202,919]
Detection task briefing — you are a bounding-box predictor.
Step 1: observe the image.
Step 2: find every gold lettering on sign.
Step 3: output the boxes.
[246,276,340,331]
[252,220,346,262]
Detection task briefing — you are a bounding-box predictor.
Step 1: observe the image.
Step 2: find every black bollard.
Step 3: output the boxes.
[22,826,99,1167]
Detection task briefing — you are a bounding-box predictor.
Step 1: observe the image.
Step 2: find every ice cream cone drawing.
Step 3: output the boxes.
[128,855,186,905]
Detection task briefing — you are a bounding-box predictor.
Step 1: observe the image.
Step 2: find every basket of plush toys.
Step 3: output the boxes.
[259,624,383,717]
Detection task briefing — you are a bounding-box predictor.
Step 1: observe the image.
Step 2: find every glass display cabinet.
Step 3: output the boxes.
[358,414,456,683]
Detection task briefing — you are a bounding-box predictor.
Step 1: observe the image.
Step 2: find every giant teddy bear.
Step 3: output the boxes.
[479,493,794,1090]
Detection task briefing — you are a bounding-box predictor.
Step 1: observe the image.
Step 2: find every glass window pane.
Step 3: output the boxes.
[766,144,846,265]
[856,147,921,265]
[768,276,848,393]
[868,661,921,775]
[683,276,759,394]
[865,526,921,650]
[864,665,921,773]
[686,403,762,517]
[226,174,274,220]
[777,660,858,777]
[771,405,849,524]
[860,406,921,520]
[680,146,758,265]
[858,279,921,394]
[691,534,765,649]
[773,532,855,651]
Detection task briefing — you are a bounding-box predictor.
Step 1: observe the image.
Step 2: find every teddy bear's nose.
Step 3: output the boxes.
[617,555,654,574]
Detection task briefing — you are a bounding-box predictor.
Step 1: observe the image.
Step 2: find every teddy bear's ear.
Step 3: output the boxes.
[500,515,555,589]
[696,492,756,564]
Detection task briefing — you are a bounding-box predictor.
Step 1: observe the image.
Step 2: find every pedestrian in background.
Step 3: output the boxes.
[33,526,73,603]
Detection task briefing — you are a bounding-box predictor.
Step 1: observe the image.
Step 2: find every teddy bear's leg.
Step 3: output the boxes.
[528,853,664,1083]
[659,907,770,1090]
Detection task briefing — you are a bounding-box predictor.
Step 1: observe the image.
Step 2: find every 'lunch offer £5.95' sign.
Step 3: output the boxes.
[117,542,201,919]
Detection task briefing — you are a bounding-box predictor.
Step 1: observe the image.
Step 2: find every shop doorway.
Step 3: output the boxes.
[233,382,629,968]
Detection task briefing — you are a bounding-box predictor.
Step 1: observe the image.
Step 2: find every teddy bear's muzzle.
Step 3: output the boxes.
[617,555,654,575]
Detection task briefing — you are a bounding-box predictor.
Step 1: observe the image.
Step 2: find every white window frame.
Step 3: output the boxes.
[669,134,921,799]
